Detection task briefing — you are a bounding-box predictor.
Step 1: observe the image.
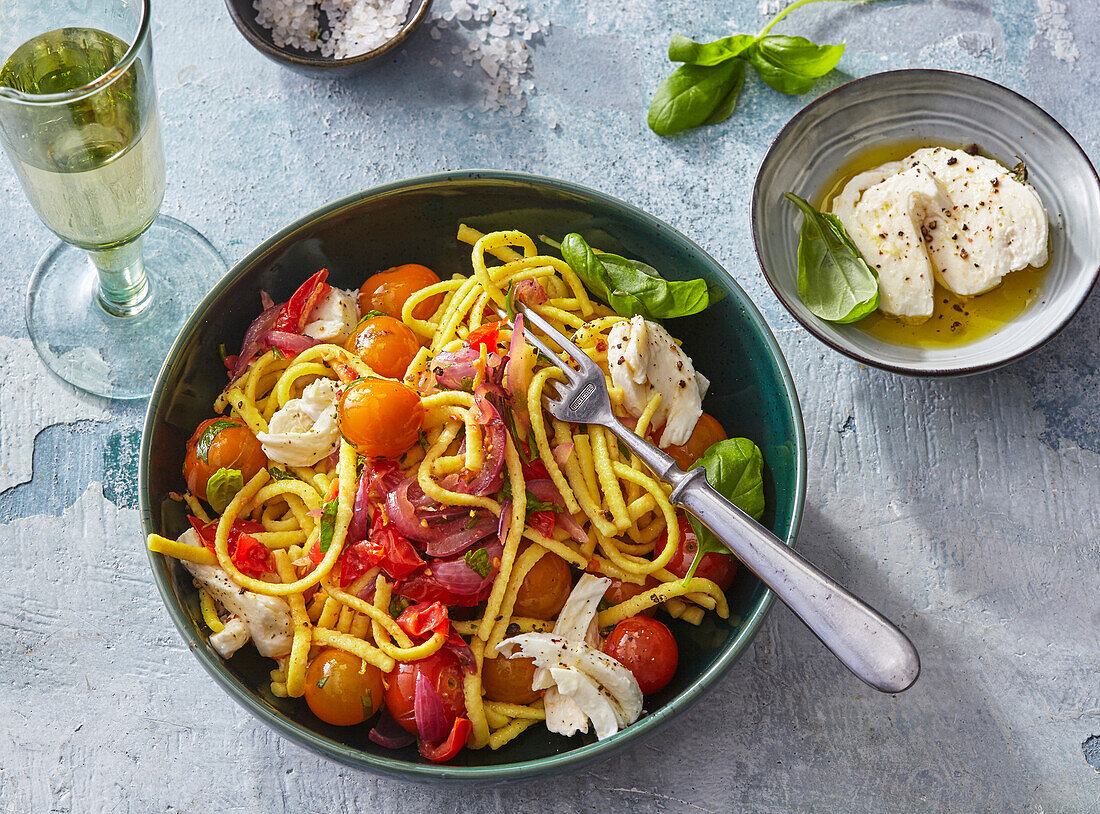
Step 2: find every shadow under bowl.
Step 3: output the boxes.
[752,69,1100,376]
[224,0,432,77]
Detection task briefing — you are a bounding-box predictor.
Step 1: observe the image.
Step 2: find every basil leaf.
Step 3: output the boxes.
[784,193,879,323]
[389,596,411,618]
[747,36,844,95]
[318,497,339,554]
[206,467,243,513]
[525,492,562,516]
[195,419,240,464]
[647,59,745,136]
[464,547,492,578]
[268,467,296,481]
[685,438,765,580]
[560,233,713,320]
[356,310,387,325]
[668,33,755,66]
[701,60,747,127]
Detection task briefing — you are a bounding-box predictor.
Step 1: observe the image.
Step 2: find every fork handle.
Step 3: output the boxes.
[609,427,920,693]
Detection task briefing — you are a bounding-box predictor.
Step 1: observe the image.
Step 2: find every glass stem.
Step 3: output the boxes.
[90,237,152,317]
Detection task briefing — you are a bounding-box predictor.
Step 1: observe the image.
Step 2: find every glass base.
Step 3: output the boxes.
[26,214,226,400]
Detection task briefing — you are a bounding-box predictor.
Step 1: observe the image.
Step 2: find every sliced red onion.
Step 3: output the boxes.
[260,290,275,310]
[230,302,282,380]
[504,314,533,436]
[428,540,503,597]
[262,330,320,355]
[497,499,513,544]
[552,442,575,467]
[346,471,373,544]
[512,278,549,307]
[464,389,507,497]
[443,635,477,675]
[384,477,497,557]
[432,348,505,391]
[414,672,450,744]
[525,479,589,544]
[369,707,416,750]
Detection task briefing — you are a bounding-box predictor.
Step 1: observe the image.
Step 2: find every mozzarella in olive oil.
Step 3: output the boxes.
[821,142,1050,348]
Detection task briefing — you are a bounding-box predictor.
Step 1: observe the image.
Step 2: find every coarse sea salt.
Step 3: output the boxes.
[253,0,413,59]
[429,0,549,113]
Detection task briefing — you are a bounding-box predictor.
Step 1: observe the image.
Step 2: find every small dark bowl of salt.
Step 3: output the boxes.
[225,0,432,77]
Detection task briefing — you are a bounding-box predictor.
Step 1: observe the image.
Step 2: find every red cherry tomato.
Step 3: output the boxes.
[603,615,679,695]
[657,515,737,591]
[384,650,467,736]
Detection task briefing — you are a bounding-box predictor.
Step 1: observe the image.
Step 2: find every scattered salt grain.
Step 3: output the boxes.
[253,0,413,59]
[429,0,549,113]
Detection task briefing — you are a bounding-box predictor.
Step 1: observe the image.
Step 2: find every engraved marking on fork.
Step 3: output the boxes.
[569,382,597,412]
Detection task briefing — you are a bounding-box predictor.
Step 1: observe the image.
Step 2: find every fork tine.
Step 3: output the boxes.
[515,303,601,374]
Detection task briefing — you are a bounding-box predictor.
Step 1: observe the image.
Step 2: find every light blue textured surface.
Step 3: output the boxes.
[1,1,1097,811]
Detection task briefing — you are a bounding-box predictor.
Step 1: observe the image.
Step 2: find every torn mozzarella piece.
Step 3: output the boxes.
[606,316,709,447]
[176,529,293,659]
[497,574,644,740]
[209,617,250,658]
[830,147,1050,318]
[907,147,1049,296]
[256,378,340,467]
[302,287,359,345]
[832,163,951,322]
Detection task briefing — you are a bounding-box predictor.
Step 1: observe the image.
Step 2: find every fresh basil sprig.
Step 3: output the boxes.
[195,419,240,464]
[560,233,718,320]
[685,438,766,580]
[784,193,879,323]
[318,497,339,554]
[649,0,877,136]
[206,467,243,513]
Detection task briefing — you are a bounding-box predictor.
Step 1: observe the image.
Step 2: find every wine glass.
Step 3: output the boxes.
[0,0,226,399]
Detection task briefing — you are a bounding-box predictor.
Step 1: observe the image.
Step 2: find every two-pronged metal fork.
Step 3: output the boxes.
[511,302,920,694]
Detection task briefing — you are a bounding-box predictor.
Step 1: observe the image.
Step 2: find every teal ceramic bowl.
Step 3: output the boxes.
[139,171,807,781]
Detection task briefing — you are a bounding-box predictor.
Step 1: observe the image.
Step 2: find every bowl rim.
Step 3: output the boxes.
[139,169,808,781]
[223,0,433,69]
[751,67,1100,377]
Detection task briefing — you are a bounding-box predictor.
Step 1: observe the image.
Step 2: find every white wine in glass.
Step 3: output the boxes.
[0,3,225,398]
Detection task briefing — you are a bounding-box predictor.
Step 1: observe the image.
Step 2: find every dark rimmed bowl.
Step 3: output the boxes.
[139,171,807,781]
[752,69,1100,376]
[225,0,432,77]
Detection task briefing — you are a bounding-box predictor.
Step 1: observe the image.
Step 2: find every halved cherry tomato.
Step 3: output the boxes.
[336,518,424,585]
[520,459,550,482]
[338,378,424,459]
[344,315,421,379]
[603,615,678,695]
[419,717,472,763]
[482,655,539,704]
[304,648,384,726]
[660,412,728,471]
[512,551,572,619]
[465,321,502,351]
[359,264,442,321]
[396,601,450,639]
[385,650,467,735]
[527,510,556,538]
[657,514,737,591]
[183,417,267,499]
[188,516,272,576]
[272,268,330,334]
